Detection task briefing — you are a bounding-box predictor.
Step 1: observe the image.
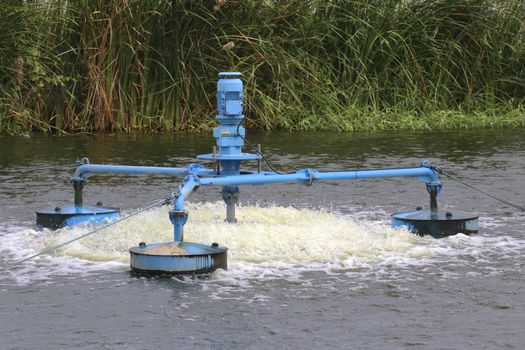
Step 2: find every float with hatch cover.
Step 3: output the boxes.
[35,72,478,275]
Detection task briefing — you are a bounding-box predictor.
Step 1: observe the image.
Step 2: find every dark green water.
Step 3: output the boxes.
[1,130,524,349]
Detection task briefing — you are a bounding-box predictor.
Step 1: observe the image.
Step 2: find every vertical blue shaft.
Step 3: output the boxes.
[170,176,199,241]
[215,73,245,222]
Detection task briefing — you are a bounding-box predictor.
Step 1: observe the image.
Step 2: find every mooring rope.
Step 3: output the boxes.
[426,164,525,212]
[1,194,174,272]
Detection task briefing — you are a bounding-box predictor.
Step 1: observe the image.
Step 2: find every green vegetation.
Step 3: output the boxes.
[1,0,524,135]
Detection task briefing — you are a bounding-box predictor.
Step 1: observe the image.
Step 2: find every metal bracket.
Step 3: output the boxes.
[187,163,205,175]
[426,182,442,218]
[169,210,189,226]
[421,160,443,174]
[426,182,442,195]
[180,174,200,191]
[296,168,318,187]
[70,177,86,206]
[76,157,90,165]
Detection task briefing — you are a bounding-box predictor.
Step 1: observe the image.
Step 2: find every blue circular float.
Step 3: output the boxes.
[129,241,227,275]
[36,205,120,229]
[392,209,478,238]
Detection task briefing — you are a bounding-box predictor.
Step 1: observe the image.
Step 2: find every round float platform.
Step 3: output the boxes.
[36,205,120,229]
[392,210,478,238]
[129,241,228,276]
[197,152,261,161]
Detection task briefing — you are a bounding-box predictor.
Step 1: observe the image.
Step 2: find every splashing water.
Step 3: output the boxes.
[53,203,428,262]
[1,202,524,285]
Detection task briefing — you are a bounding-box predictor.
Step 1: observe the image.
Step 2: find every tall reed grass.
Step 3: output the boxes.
[1,0,524,134]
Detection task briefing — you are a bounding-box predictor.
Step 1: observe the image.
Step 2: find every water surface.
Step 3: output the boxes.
[0,130,524,349]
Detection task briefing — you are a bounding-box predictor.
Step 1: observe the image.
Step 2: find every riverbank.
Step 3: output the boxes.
[1,0,524,135]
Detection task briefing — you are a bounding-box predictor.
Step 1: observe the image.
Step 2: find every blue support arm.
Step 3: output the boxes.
[170,175,200,242]
[73,163,211,180]
[69,160,210,207]
[198,167,440,187]
[167,167,440,241]
[174,175,200,210]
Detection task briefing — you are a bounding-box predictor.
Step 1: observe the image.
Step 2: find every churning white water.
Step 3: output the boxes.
[2,202,522,285]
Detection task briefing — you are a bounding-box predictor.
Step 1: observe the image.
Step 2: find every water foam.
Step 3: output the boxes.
[1,202,523,285]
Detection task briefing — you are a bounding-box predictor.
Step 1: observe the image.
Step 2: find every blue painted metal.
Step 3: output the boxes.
[36,205,120,229]
[35,71,481,276]
[36,162,212,230]
[197,153,260,161]
[163,165,443,242]
[170,175,199,241]
[196,72,261,223]
[129,241,227,275]
[197,167,441,187]
[72,163,212,180]
[392,210,478,238]
[196,72,260,164]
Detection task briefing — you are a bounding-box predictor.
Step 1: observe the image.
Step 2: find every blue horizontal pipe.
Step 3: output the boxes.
[198,167,440,187]
[315,168,439,182]
[73,164,211,180]
[200,173,298,186]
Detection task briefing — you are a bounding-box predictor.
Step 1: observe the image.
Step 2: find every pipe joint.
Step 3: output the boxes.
[76,157,90,165]
[426,182,442,196]
[187,163,206,175]
[169,210,189,226]
[296,168,319,187]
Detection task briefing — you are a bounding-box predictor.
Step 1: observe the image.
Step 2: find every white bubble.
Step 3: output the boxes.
[1,202,524,285]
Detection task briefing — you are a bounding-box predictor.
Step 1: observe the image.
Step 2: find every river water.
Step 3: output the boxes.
[0,130,524,349]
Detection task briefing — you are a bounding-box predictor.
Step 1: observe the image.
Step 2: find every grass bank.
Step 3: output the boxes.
[1,0,524,135]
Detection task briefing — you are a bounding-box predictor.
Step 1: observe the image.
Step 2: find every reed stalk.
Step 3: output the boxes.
[1,0,524,135]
